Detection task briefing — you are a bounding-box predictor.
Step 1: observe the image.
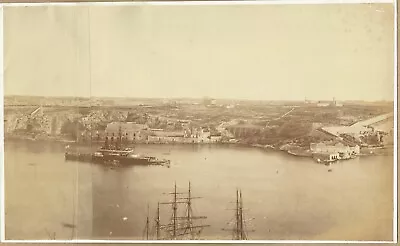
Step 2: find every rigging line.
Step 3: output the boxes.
[235,189,239,240]
[144,216,151,240]
[146,204,150,240]
[172,182,178,239]
[155,202,160,240]
[149,226,156,240]
[185,181,192,237]
[239,189,245,240]
[45,228,55,240]
[142,225,147,239]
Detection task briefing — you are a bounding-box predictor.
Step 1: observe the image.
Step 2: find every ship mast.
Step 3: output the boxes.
[155,202,161,240]
[158,182,210,240]
[235,189,240,240]
[143,204,150,240]
[185,181,194,237]
[172,182,178,239]
[223,189,254,240]
[238,190,246,240]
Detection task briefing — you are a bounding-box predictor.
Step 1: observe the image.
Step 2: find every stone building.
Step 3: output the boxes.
[105,122,149,141]
[310,141,360,159]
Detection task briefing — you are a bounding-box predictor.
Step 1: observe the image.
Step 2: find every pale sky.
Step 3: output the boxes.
[4,3,395,101]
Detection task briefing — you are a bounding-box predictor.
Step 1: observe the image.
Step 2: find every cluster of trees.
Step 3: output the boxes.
[126,112,148,124]
[344,105,391,119]
[360,134,381,146]
[278,121,312,139]
[228,119,313,146]
[78,107,91,116]
[26,118,42,133]
[340,133,362,145]
[60,119,85,140]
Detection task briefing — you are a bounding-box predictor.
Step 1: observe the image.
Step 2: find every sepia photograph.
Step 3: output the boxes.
[1,0,396,242]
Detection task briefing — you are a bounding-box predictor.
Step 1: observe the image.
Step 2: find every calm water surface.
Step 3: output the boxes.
[5,140,394,240]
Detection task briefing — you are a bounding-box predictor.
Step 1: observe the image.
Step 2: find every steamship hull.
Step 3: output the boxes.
[65,152,170,166]
[92,155,159,165]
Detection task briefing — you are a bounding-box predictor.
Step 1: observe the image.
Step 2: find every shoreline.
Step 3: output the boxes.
[4,135,393,160]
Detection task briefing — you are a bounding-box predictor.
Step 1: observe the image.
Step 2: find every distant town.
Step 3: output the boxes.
[4,95,394,163]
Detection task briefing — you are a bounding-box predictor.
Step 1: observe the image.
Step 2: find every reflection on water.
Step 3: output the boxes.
[5,140,394,240]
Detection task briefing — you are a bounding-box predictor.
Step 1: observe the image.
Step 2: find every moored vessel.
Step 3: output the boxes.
[144,182,210,240]
[65,126,170,167]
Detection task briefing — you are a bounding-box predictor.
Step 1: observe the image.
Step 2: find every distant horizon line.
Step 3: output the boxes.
[3,94,395,103]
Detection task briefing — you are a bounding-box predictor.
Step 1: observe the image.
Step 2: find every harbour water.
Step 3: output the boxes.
[4,140,394,240]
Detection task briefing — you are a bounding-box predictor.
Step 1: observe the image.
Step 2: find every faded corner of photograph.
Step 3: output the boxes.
[2,1,396,242]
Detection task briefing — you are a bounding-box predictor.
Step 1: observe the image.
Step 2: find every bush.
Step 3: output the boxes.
[61,119,85,139]
[26,119,41,133]
[360,134,380,145]
[78,107,91,115]
[278,121,312,139]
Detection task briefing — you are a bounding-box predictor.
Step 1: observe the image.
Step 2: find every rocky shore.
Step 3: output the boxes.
[359,146,394,156]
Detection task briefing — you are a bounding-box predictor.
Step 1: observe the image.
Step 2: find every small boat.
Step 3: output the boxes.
[327,162,333,172]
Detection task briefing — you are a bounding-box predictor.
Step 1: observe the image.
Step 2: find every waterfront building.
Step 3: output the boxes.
[312,152,339,162]
[210,134,222,143]
[310,141,360,160]
[105,122,149,141]
[317,102,330,107]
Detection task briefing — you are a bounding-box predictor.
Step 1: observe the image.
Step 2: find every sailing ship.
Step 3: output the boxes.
[143,182,210,240]
[222,189,254,240]
[65,125,170,167]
